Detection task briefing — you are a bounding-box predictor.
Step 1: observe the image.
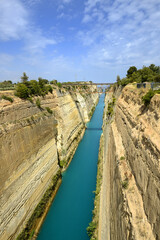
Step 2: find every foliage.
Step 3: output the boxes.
[142,89,155,105]
[106,96,116,118]
[149,64,160,74]
[122,179,129,189]
[45,107,53,114]
[47,85,53,94]
[59,160,66,168]
[36,98,41,108]
[27,97,33,103]
[87,136,103,239]
[0,80,14,90]
[1,95,14,103]
[50,80,57,85]
[127,66,137,78]
[116,64,160,87]
[14,74,53,100]
[16,170,62,240]
[57,82,62,88]
[15,83,29,99]
[89,106,95,118]
[21,72,29,83]
[142,89,160,105]
[87,222,97,238]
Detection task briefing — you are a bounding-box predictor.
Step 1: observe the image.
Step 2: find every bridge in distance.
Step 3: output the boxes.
[62,82,114,86]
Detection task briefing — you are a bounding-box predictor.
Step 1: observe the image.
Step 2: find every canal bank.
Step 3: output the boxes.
[37,94,105,240]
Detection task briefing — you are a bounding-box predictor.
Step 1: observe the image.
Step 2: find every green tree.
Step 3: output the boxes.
[50,80,57,85]
[116,75,121,85]
[21,72,29,83]
[126,66,137,78]
[15,83,29,99]
[154,75,160,82]
[57,82,62,88]
[141,67,154,82]
[149,64,160,74]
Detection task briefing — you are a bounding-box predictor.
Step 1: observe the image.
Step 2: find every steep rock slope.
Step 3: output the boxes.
[0,87,98,240]
[100,85,160,240]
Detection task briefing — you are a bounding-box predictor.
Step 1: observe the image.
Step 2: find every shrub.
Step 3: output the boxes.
[28,80,41,96]
[87,221,97,238]
[47,85,53,94]
[142,89,155,105]
[1,95,14,103]
[15,83,29,99]
[122,179,129,189]
[59,160,66,168]
[45,107,53,114]
[106,103,113,117]
[57,82,62,88]
[50,80,57,85]
[36,98,41,108]
[27,97,33,103]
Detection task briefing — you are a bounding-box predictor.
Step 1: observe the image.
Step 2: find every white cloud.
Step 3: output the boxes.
[80,0,160,69]
[0,0,28,40]
[62,0,72,3]
[25,31,56,54]
[84,0,101,13]
[0,0,57,53]
[82,14,92,23]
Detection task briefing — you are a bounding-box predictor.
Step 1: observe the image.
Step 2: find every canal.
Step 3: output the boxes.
[37,94,105,240]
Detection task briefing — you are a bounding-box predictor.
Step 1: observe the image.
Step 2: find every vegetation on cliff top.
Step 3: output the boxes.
[116,64,160,87]
[0,80,15,90]
[1,95,14,103]
[15,73,53,99]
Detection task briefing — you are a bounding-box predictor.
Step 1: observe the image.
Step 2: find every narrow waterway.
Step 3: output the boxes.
[37,94,105,240]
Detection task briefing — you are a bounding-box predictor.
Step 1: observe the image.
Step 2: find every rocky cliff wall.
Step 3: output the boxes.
[0,87,98,240]
[100,85,160,240]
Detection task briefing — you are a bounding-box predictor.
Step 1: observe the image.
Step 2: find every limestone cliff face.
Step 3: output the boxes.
[0,88,98,240]
[100,85,160,240]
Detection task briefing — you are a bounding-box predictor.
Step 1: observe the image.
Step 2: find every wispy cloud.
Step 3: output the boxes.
[0,0,56,53]
[80,0,160,71]
[0,1,28,40]
[62,0,72,3]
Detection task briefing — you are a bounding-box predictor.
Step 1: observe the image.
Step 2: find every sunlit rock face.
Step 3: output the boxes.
[0,87,99,240]
[101,85,160,240]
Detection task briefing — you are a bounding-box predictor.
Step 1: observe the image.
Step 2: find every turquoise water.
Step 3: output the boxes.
[37,94,105,240]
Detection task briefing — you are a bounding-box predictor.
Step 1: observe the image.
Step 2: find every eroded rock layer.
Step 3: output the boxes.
[0,87,98,240]
[100,85,160,240]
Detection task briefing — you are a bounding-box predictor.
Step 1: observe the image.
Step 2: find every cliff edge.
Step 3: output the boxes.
[99,85,160,240]
[0,86,98,240]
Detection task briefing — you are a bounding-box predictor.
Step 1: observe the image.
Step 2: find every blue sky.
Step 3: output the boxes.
[0,0,160,83]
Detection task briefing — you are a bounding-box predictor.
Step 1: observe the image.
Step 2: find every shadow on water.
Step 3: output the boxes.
[86,127,102,131]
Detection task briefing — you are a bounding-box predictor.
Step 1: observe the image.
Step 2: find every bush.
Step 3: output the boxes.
[1,95,14,103]
[36,98,41,108]
[87,221,97,238]
[45,107,53,114]
[57,82,62,88]
[27,97,33,103]
[47,85,53,94]
[15,83,29,99]
[122,179,129,189]
[142,89,155,105]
